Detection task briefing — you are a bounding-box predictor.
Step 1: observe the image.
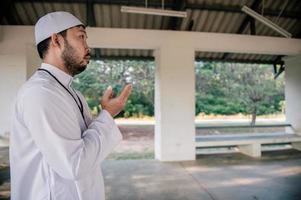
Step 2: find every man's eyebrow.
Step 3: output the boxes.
[79,30,87,36]
[79,30,88,38]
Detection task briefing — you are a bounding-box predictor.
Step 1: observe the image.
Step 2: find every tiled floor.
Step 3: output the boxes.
[1,147,301,200]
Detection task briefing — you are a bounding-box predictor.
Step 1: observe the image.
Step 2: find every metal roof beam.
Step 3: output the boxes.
[13,1,301,19]
[93,55,277,65]
[274,63,285,79]
[295,30,301,38]
[0,0,18,25]
[91,55,155,61]
[250,18,256,35]
[196,57,276,65]
[14,0,175,6]
[237,0,262,35]
[86,0,96,26]
[168,0,186,30]
[187,20,194,31]
[0,0,10,23]
[273,55,285,79]
[86,0,101,59]
[185,3,301,19]
[222,0,261,61]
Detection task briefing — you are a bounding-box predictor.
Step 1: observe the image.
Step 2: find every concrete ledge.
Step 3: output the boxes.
[0,136,9,147]
[196,133,301,157]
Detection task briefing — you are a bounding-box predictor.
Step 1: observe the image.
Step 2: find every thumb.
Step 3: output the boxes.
[102,86,113,102]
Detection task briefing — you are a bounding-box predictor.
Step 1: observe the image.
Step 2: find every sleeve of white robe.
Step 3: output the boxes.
[21,85,122,181]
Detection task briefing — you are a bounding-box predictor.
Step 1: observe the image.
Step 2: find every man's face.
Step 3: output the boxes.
[61,26,90,76]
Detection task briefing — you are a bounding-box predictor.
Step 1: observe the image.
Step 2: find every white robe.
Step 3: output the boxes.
[9,63,122,200]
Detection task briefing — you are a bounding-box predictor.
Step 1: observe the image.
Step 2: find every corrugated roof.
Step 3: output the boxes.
[1,0,300,64]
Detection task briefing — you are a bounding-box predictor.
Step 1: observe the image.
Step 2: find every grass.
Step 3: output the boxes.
[114,113,285,122]
[106,151,154,160]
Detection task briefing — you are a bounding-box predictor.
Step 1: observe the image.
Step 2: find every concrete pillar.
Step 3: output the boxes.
[285,55,301,134]
[0,55,26,137]
[154,45,195,161]
[0,44,40,137]
[26,43,41,79]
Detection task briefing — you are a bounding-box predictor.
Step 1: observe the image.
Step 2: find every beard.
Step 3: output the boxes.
[61,39,88,76]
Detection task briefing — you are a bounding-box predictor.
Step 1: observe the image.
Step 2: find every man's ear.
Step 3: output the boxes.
[50,33,64,49]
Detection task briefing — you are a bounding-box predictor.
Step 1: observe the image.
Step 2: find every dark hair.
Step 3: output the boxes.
[37,29,67,59]
[36,25,86,59]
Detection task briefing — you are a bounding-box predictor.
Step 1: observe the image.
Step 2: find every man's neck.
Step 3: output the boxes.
[43,59,72,76]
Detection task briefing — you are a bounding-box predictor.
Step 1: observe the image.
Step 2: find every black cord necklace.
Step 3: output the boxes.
[37,68,88,129]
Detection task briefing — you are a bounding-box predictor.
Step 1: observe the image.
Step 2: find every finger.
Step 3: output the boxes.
[119,84,132,102]
[110,91,114,98]
[102,86,113,102]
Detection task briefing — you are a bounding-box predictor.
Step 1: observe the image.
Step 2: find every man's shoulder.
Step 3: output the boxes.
[17,72,61,103]
[18,73,52,95]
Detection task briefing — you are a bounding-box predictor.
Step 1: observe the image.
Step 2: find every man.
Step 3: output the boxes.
[9,11,132,200]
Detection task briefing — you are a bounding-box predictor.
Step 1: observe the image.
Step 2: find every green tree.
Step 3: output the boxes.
[73,59,284,121]
[72,60,155,118]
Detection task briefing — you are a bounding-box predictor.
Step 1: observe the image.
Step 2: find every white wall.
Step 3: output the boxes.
[285,55,301,134]
[26,44,41,79]
[0,26,34,55]
[2,26,301,55]
[0,26,40,137]
[0,55,26,137]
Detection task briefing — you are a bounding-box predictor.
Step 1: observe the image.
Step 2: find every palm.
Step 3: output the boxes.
[101,84,132,117]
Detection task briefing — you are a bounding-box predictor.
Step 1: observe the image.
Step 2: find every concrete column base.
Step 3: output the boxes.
[292,142,301,151]
[238,143,261,158]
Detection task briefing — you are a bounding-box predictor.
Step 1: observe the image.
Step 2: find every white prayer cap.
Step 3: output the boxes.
[35,11,84,45]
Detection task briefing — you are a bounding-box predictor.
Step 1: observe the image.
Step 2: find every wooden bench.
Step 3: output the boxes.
[195,132,301,157]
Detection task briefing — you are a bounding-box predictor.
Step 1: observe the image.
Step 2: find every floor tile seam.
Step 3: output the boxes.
[178,162,218,200]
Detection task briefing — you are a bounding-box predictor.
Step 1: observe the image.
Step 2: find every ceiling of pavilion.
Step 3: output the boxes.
[1,0,300,65]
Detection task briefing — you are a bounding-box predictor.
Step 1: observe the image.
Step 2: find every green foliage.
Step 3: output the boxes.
[72,59,284,118]
[72,60,154,118]
[195,62,285,117]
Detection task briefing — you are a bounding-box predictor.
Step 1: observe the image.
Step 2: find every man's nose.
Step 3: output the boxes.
[86,46,91,55]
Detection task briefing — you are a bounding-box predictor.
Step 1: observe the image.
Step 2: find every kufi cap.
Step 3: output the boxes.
[34,11,84,45]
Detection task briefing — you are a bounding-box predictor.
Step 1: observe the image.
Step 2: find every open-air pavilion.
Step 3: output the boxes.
[1,0,301,199]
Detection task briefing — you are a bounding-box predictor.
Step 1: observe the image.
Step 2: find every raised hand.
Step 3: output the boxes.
[100,84,132,117]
